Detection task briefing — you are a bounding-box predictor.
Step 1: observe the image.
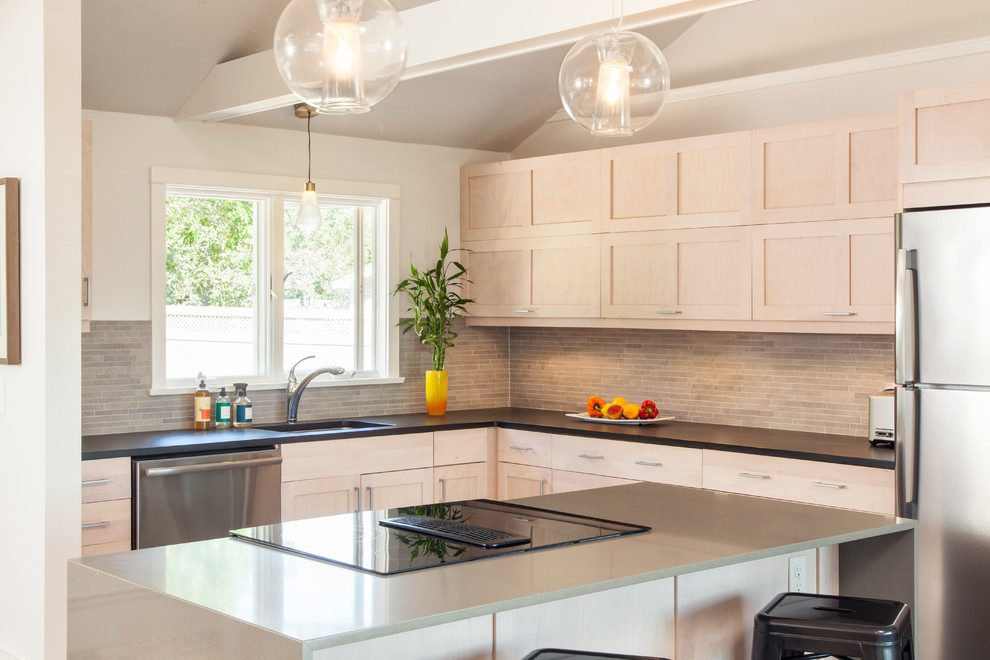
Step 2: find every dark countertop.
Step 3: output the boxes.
[82,407,894,468]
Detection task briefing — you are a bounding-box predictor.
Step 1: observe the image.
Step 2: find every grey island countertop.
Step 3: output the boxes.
[68,481,914,658]
[82,407,893,468]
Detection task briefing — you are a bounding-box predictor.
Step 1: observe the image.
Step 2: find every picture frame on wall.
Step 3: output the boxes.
[0,177,20,365]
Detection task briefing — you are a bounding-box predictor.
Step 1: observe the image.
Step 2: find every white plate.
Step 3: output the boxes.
[565,412,675,425]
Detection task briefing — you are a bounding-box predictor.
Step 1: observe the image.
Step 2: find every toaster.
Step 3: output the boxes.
[869,390,895,446]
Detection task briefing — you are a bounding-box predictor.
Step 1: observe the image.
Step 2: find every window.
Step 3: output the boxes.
[151,169,400,392]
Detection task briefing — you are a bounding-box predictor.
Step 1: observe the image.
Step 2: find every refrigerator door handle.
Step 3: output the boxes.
[895,248,919,385]
[895,387,919,518]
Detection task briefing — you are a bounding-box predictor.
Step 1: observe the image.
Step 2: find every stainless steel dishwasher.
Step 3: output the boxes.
[134,448,281,549]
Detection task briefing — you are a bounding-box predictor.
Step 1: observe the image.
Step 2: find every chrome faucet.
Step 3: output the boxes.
[286,355,346,423]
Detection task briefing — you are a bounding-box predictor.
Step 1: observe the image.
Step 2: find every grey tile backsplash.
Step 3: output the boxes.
[82,321,892,437]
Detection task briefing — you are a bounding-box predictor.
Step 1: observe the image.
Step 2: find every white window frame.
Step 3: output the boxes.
[149,167,402,394]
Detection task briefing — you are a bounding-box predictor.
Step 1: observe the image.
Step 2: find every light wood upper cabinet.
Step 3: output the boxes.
[753,113,898,224]
[82,119,93,332]
[463,235,600,318]
[752,217,894,326]
[461,150,600,241]
[602,227,751,320]
[601,131,751,232]
[899,81,990,208]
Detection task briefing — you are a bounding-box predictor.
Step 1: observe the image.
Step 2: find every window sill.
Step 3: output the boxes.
[148,376,406,397]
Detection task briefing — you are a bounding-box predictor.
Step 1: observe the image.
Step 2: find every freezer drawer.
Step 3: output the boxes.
[134,448,281,549]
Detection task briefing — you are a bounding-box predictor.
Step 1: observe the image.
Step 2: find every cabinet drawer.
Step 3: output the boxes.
[434,428,489,466]
[81,499,131,548]
[553,435,703,487]
[702,450,894,514]
[281,432,434,481]
[81,457,130,503]
[497,429,552,467]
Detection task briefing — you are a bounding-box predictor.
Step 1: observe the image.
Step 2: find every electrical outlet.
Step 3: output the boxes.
[788,555,807,592]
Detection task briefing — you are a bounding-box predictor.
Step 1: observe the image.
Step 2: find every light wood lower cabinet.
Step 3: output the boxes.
[601,227,751,320]
[498,429,552,468]
[436,462,489,502]
[702,449,895,515]
[497,462,552,500]
[752,217,895,326]
[434,428,493,502]
[281,474,360,520]
[551,469,637,493]
[552,434,703,487]
[81,457,131,556]
[362,468,433,511]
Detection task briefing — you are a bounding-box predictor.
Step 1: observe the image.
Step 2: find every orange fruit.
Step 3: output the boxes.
[605,403,624,419]
[611,396,627,406]
[622,403,641,420]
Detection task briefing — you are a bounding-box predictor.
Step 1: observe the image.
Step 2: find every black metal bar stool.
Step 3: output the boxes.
[752,592,914,660]
[522,649,669,660]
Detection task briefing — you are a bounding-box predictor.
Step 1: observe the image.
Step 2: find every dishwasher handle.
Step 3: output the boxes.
[143,456,282,478]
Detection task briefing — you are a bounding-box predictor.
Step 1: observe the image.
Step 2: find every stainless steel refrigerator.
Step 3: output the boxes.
[895,204,990,658]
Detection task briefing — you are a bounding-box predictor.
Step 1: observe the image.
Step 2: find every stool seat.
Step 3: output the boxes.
[752,592,913,660]
[522,649,669,660]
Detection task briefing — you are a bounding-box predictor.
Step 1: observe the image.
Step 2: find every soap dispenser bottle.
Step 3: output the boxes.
[194,372,211,431]
[233,382,252,428]
[214,386,232,430]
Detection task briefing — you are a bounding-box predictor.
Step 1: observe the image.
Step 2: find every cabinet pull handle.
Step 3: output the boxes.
[83,277,91,307]
[511,309,534,313]
[81,478,110,486]
[655,309,682,315]
[823,312,856,316]
[510,445,534,451]
[739,472,770,480]
[635,460,662,467]
[366,486,373,511]
[812,481,847,489]
[539,479,547,496]
[578,453,605,460]
[439,478,447,502]
[82,521,111,529]
[354,486,361,513]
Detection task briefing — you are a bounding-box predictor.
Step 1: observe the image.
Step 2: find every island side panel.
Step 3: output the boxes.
[68,562,303,659]
[308,615,494,660]
[492,577,676,660]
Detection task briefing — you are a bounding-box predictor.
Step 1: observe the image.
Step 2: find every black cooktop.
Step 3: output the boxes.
[230,499,650,575]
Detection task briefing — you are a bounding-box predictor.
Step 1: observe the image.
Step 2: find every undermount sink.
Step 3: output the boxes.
[262,420,395,434]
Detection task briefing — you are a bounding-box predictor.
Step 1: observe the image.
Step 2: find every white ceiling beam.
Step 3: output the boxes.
[175,0,755,122]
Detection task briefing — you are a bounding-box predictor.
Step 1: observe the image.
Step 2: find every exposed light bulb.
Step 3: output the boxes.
[297,182,323,235]
[592,54,632,136]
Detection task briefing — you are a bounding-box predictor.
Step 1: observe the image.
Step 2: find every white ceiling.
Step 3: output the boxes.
[81,0,990,153]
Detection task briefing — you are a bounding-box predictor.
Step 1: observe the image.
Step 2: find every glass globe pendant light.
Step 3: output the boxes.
[296,104,323,234]
[274,0,407,115]
[558,3,670,136]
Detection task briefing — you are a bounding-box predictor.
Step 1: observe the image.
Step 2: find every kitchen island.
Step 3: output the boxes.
[68,482,914,659]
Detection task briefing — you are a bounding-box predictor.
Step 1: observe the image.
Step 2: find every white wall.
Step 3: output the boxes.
[0,1,82,659]
[84,111,504,320]
[513,49,990,157]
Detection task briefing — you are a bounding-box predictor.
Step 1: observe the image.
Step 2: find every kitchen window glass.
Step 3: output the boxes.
[151,170,400,393]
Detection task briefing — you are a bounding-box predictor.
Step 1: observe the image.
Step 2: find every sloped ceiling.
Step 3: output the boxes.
[82,0,990,153]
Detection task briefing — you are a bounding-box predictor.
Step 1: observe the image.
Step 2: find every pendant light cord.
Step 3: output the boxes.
[306,109,313,184]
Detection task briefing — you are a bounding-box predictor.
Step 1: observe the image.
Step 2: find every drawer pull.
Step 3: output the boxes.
[511,309,534,314]
[82,521,111,529]
[635,460,662,467]
[812,481,847,489]
[539,479,547,496]
[509,445,534,451]
[81,478,111,486]
[439,478,447,502]
[823,312,856,317]
[655,309,683,315]
[739,472,770,480]
[578,453,605,460]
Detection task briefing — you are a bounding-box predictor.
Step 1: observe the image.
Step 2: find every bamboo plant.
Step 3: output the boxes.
[392,229,473,372]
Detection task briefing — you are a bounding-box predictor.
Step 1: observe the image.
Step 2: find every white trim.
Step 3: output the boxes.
[150,166,400,200]
[150,182,168,390]
[547,36,990,122]
[148,376,406,397]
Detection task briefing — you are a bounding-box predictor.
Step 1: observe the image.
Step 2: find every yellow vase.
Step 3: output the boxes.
[425,370,448,416]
